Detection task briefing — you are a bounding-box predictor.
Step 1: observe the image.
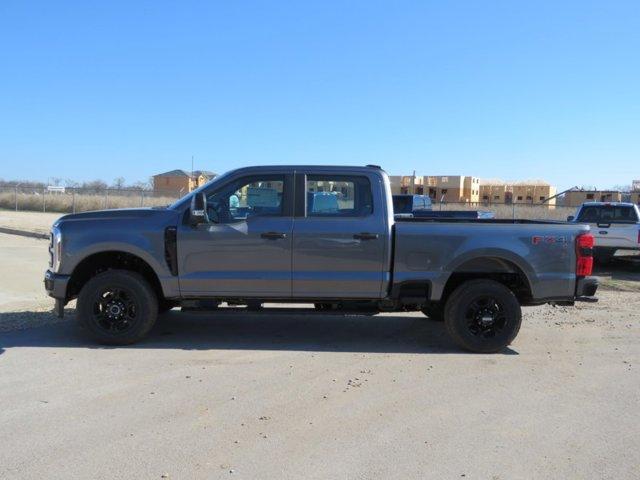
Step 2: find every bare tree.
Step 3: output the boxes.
[82,180,108,192]
[112,177,126,190]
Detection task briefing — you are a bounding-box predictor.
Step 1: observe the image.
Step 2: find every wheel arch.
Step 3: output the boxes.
[438,252,534,304]
[66,250,165,302]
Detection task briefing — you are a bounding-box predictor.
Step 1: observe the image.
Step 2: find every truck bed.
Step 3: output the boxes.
[394,217,567,225]
[391,219,589,302]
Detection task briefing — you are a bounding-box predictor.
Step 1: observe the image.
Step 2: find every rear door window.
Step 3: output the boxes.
[305,175,373,217]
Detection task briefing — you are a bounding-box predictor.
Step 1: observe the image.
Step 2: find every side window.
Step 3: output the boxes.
[206,175,285,223]
[306,175,373,217]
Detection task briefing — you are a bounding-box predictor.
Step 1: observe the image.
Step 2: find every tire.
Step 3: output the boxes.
[76,270,159,345]
[421,303,444,321]
[246,301,263,311]
[314,303,332,311]
[443,279,522,353]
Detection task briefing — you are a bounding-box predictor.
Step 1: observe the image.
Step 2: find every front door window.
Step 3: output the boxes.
[206,176,284,223]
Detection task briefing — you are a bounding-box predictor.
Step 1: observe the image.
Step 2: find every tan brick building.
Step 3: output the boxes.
[153,169,216,194]
[563,190,623,207]
[479,183,508,203]
[424,176,480,203]
[479,181,556,207]
[511,182,556,205]
[632,180,640,205]
[389,175,480,203]
[390,174,556,206]
[388,175,426,195]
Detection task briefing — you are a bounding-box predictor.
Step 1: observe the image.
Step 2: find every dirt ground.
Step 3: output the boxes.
[0,232,639,479]
[0,209,62,237]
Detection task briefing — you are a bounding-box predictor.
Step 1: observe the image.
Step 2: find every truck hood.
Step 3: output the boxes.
[53,208,180,228]
[56,208,166,223]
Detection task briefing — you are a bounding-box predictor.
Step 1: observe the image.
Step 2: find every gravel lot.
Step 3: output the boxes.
[0,231,639,479]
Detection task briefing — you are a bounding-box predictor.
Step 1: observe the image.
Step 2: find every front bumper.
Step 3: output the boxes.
[44,270,70,318]
[575,276,599,298]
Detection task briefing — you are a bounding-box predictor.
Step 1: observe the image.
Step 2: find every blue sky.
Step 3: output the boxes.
[0,1,638,190]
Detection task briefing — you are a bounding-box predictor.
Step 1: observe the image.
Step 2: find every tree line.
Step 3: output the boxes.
[0,177,153,191]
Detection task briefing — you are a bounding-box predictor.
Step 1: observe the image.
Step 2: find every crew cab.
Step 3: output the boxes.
[568,202,640,262]
[45,165,598,353]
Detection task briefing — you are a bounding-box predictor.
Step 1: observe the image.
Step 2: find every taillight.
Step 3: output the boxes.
[576,233,594,277]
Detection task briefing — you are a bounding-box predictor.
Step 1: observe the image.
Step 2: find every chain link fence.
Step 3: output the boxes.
[0,186,184,214]
[0,185,577,220]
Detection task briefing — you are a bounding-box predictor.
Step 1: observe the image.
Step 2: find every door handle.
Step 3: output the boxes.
[353,232,379,241]
[261,231,287,240]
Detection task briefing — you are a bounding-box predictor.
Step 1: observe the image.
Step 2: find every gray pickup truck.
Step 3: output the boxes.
[44,165,598,352]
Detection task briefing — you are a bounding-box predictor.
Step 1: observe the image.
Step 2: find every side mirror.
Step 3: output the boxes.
[567,215,575,222]
[190,192,207,226]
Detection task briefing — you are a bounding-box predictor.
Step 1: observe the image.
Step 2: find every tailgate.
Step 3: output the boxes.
[589,223,640,249]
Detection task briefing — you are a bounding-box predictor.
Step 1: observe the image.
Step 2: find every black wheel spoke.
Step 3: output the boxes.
[92,285,138,334]
[464,294,508,338]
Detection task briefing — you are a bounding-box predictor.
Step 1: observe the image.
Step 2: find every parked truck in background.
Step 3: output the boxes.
[568,202,640,262]
[45,165,598,353]
[392,194,495,219]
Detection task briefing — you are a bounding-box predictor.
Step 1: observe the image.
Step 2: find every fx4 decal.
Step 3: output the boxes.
[531,235,567,246]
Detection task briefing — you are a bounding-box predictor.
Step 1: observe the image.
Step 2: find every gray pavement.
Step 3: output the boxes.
[0,232,639,479]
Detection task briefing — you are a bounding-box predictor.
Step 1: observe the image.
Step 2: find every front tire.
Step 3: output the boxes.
[76,270,158,345]
[443,280,522,353]
[421,303,444,321]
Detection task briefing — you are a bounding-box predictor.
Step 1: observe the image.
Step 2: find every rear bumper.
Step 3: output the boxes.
[575,276,598,298]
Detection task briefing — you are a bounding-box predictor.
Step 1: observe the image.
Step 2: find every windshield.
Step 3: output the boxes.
[577,205,639,223]
[168,169,234,210]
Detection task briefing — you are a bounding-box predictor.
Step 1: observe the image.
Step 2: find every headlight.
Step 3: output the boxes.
[50,227,63,272]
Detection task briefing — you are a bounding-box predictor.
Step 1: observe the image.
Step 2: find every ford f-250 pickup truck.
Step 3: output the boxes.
[44,165,598,353]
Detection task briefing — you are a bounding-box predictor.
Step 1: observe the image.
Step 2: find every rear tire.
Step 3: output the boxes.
[76,270,158,345]
[443,279,522,353]
[247,301,263,311]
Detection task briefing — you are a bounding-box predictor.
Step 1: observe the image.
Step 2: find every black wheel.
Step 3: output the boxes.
[443,280,522,353]
[246,301,263,311]
[76,270,158,345]
[421,303,444,321]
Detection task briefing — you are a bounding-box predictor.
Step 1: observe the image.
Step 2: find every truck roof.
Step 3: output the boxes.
[580,202,637,207]
[227,165,387,174]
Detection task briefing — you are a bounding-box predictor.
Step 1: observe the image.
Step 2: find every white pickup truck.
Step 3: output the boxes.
[569,202,640,262]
